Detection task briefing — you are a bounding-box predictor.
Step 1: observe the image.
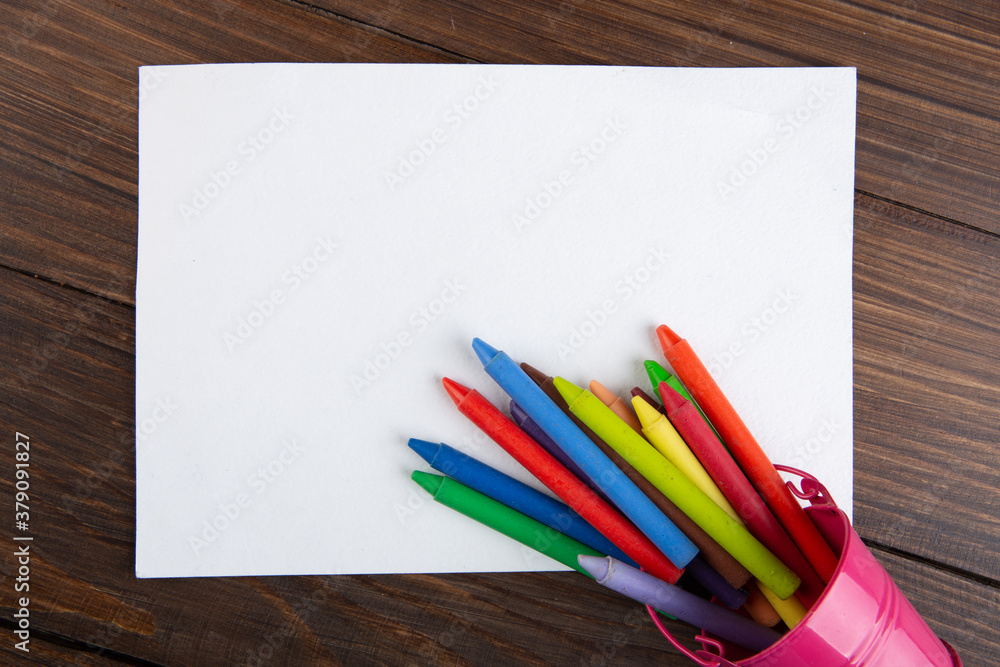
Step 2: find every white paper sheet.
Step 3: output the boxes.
[136,64,856,577]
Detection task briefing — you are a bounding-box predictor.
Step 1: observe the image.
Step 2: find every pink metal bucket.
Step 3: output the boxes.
[648,466,962,667]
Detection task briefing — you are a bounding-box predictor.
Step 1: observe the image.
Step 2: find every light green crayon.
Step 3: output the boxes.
[552,378,800,599]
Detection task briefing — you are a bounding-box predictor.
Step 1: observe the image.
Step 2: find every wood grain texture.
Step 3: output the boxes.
[853,193,1000,581]
[2,0,998,664]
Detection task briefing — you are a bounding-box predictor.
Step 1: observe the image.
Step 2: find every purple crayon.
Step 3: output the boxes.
[578,555,782,653]
[509,400,614,506]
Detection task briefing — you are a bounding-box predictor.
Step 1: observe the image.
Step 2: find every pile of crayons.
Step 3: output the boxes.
[407,325,840,654]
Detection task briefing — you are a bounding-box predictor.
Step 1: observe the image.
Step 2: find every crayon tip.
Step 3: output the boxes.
[552,376,585,405]
[577,554,611,582]
[588,379,618,407]
[441,377,471,405]
[656,324,682,350]
[508,400,529,425]
[407,438,440,465]
[630,386,662,410]
[471,338,499,366]
[644,359,670,384]
[411,470,444,496]
[657,381,685,412]
[519,362,549,386]
[631,395,661,428]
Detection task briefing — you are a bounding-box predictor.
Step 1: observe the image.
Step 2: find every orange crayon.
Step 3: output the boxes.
[656,324,839,582]
[589,380,643,434]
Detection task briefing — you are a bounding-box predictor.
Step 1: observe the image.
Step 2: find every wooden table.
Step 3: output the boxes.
[2,1,998,664]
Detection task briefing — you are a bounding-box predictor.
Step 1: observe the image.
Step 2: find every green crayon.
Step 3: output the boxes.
[411,471,604,577]
[644,360,717,436]
[552,378,801,599]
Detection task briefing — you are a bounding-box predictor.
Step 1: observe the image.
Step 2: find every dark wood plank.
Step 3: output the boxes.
[0,634,141,666]
[314,0,1000,232]
[853,193,1000,582]
[0,0,461,304]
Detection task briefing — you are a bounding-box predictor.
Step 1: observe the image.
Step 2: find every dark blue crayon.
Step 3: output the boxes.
[408,438,638,567]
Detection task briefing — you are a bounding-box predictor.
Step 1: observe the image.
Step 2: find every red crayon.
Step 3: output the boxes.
[656,324,838,582]
[659,382,824,608]
[442,377,683,584]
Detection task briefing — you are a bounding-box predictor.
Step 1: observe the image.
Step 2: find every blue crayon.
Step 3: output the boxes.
[471,338,699,567]
[508,401,614,506]
[408,438,638,566]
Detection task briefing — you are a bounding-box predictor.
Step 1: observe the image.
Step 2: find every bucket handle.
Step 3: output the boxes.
[646,464,836,666]
[645,603,739,667]
[774,464,837,508]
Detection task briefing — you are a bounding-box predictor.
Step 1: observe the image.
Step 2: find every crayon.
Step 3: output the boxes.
[579,555,782,653]
[631,395,741,522]
[412,471,604,576]
[508,401,613,505]
[522,363,751,590]
[758,581,807,628]
[656,324,838,582]
[630,386,664,413]
[442,377,685,583]
[659,382,825,608]
[408,438,637,565]
[556,378,800,600]
[743,583,782,627]
[589,380,643,434]
[470,338,698,567]
[644,359,714,431]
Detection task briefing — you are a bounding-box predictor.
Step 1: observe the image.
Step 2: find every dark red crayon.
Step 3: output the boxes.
[659,382,824,608]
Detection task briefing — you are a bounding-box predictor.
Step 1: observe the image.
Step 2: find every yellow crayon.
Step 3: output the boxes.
[632,396,742,523]
[758,581,807,628]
